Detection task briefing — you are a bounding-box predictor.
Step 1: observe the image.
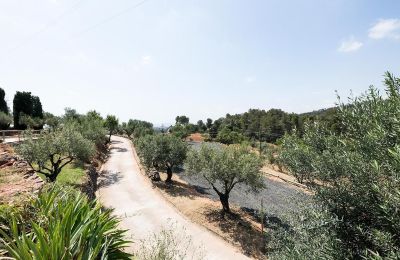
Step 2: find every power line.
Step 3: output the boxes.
[4,0,150,61]
[6,0,88,54]
[70,0,149,39]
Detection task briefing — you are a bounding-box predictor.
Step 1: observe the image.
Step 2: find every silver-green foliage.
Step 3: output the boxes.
[278,72,400,258]
[136,134,188,182]
[17,126,95,182]
[185,144,264,213]
[0,111,12,129]
[0,186,131,259]
[104,115,119,142]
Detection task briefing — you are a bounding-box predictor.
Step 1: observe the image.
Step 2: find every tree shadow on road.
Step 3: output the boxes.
[154,181,202,200]
[110,146,128,153]
[152,172,211,200]
[98,170,123,188]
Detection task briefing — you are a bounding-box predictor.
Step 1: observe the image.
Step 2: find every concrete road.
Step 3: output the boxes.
[98,136,250,260]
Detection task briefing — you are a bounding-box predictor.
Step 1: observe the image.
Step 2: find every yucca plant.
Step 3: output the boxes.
[0,186,132,259]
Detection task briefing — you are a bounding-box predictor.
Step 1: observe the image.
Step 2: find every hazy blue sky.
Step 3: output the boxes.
[1,0,400,125]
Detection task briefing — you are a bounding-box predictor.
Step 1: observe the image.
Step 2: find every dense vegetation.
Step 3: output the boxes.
[0,88,12,130]
[169,107,340,145]
[0,186,131,259]
[275,72,400,259]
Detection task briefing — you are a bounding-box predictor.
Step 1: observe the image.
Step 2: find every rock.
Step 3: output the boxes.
[149,171,161,182]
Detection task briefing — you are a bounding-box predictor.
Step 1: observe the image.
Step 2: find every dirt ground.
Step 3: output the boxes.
[186,133,205,142]
[154,172,267,259]
[0,144,43,204]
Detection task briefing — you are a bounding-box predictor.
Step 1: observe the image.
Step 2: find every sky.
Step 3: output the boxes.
[0,0,400,126]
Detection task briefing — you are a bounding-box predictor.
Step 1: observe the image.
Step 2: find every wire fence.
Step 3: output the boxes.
[0,130,44,143]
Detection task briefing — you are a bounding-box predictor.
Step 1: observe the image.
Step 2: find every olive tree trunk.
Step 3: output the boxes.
[218,193,231,214]
[165,166,173,183]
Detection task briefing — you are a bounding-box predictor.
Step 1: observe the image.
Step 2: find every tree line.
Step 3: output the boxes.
[169,106,340,145]
[0,89,46,130]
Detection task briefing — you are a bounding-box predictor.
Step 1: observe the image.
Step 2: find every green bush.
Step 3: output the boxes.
[0,186,131,259]
[216,127,247,144]
[0,111,12,130]
[277,72,400,258]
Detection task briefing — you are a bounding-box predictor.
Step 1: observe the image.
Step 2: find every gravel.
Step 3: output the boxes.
[176,142,312,222]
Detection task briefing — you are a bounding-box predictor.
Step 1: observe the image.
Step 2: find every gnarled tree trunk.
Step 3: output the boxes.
[165,166,173,183]
[218,193,231,214]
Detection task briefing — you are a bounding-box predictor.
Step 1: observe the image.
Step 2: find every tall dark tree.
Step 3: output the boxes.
[0,88,8,114]
[31,96,43,119]
[206,118,213,129]
[13,91,33,129]
[196,120,206,132]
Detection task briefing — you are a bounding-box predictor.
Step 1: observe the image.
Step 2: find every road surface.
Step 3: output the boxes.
[98,136,250,260]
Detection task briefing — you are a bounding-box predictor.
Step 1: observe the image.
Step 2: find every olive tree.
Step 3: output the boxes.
[278,72,400,258]
[185,144,264,214]
[17,126,95,182]
[104,115,119,143]
[136,134,187,183]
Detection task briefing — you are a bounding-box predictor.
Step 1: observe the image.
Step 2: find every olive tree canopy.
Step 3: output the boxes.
[186,144,264,214]
[104,115,119,142]
[17,126,95,182]
[136,134,187,183]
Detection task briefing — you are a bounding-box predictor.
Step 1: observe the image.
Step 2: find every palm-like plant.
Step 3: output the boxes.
[0,186,132,259]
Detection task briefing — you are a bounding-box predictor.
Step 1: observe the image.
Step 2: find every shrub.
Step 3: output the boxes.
[277,72,400,258]
[0,111,12,130]
[216,127,247,144]
[0,186,131,259]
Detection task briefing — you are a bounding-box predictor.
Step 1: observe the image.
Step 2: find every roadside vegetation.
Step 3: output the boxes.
[137,222,204,260]
[0,186,131,259]
[0,93,133,258]
[273,72,400,259]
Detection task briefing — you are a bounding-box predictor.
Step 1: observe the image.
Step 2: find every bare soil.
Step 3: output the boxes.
[0,144,43,204]
[154,172,267,259]
[186,133,205,142]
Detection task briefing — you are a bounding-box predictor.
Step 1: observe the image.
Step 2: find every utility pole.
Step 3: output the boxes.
[259,127,262,155]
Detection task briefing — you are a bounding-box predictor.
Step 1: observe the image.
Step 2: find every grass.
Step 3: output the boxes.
[56,162,87,186]
[35,161,87,186]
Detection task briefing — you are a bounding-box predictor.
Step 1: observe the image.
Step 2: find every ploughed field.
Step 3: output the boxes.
[177,142,311,222]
